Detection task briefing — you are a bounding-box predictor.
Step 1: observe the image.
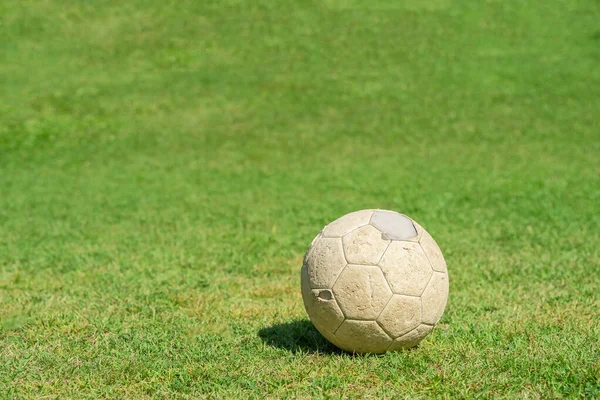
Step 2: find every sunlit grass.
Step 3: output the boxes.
[1,0,599,398]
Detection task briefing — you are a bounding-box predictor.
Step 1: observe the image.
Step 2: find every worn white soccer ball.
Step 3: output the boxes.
[301,209,449,354]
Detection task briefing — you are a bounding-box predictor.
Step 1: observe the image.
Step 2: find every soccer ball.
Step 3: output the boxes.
[301,209,449,353]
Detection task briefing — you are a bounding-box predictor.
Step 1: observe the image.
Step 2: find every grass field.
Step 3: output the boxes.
[1,0,599,398]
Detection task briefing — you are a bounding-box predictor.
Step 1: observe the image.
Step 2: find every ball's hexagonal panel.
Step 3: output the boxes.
[376,295,421,338]
[322,209,374,238]
[307,290,345,334]
[304,236,347,289]
[301,263,312,303]
[387,324,433,351]
[332,265,393,320]
[420,230,447,273]
[334,320,392,354]
[421,272,449,325]
[302,265,346,347]
[302,232,322,265]
[370,210,418,241]
[342,224,390,265]
[379,241,433,296]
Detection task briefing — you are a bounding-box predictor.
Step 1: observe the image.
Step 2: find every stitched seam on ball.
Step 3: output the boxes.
[375,241,393,292]
[376,240,392,266]
[375,319,395,340]
[420,240,448,274]
[419,270,435,297]
[330,318,345,335]
[419,242,437,297]
[401,215,420,242]
[341,223,370,241]
[332,318,346,335]
[323,210,373,238]
[340,236,350,264]
[395,293,421,298]
[416,226,424,243]
[418,240,438,296]
[330,264,349,319]
[345,262,383,267]
[330,264,349,290]
[367,209,378,225]
[375,294,394,322]
[385,338,395,352]
[419,242,435,273]
[386,323,423,352]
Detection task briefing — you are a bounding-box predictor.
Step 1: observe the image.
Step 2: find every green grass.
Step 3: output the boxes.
[1,0,599,398]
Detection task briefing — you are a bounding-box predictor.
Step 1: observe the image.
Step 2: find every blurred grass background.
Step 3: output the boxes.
[1,0,599,398]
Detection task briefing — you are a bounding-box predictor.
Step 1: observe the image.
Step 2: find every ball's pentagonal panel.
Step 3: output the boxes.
[332,265,392,320]
[420,230,447,273]
[342,225,390,265]
[371,210,418,241]
[387,324,433,351]
[322,209,374,238]
[379,241,433,296]
[334,320,392,354]
[376,295,421,338]
[421,272,449,325]
[305,237,346,289]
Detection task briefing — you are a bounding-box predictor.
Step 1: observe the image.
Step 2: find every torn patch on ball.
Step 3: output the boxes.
[370,210,418,241]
